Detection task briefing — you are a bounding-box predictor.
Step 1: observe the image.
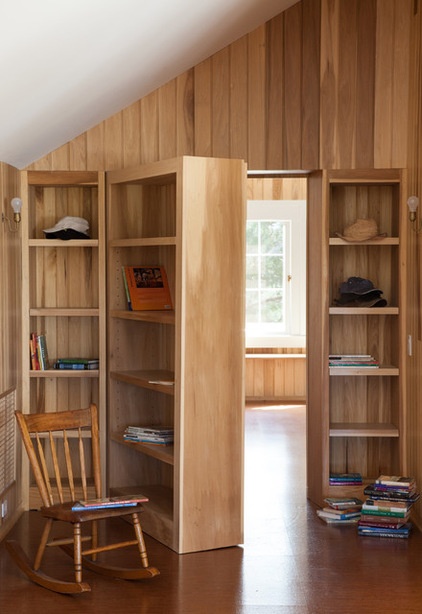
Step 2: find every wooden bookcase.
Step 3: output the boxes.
[20,171,106,508]
[106,156,246,553]
[307,169,407,506]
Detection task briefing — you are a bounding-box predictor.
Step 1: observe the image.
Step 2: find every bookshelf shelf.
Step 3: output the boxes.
[107,156,246,554]
[21,170,106,508]
[307,168,406,506]
[110,370,175,394]
[111,432,175,465]
[329,423,399,437]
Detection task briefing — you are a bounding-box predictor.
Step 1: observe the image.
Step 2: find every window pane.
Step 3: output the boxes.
[261,290,283,323]
[246,221,259,254]
[261,255,283,288]
[245,290,260,323]
[246,255,259,288]
[260,221,284,253]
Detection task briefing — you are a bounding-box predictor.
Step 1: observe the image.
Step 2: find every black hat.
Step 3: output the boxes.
[339,277,381,296]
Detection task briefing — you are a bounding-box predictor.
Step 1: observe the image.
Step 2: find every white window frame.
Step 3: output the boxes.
[246,199,306,348]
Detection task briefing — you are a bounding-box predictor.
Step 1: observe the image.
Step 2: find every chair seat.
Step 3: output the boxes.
[41,501,145,523]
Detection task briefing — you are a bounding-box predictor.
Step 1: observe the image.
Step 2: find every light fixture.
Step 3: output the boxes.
[2,196,22,232]
[407,195,419,222]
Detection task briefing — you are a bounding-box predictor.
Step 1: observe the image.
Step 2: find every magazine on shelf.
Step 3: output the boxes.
[122,265,173,311]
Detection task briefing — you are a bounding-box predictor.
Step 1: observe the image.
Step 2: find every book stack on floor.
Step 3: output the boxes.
[123,425,174,445]
[329,472,362,486]
[329,354,379,368]
[316,497,363,525]
[358,475,420,539]
[53,358,99,370]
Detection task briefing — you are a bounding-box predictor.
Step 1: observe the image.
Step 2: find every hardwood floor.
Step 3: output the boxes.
[1,403,422,613]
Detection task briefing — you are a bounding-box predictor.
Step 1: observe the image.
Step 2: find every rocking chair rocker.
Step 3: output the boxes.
[6,404,159,593]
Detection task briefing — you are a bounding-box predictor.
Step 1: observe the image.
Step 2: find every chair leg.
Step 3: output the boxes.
[73,523,83,584]
[131,512,150,568]
[34,518,53,570]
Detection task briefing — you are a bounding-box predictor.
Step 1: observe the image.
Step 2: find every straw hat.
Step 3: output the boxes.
[336,218,386,242]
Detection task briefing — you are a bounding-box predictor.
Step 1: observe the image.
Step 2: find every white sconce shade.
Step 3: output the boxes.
[407,196,419,222]
[11,197,22,223]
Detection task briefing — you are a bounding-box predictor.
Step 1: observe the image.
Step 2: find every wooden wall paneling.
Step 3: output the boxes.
[355,0,376,169]
[159,80,178,160]
[390,1,412,168]
[69,133,88,171]
[211,48,231,158]
[374,0,411,169]
[336,1,358,169]
[247,25,267,169]
[229,36,248,161]
[122,102,142,168]
[266,13,284,169]
[176,70,194,156]
[319,0,340,169]
[51,143,70,170]
[140,90,160,164]
[193,58,212,157]
[86,123,105,171]
[283,2,303,169]
[301,0,321,170]
[104,112,124,170]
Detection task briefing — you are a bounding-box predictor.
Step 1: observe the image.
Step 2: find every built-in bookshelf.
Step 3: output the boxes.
[106,156,246,553]
[20,171,106,508]
[307,169,407,505]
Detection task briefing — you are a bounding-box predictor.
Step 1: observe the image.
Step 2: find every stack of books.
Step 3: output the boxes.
[317,497,363,525]
[329,472,362,486]
[329,354,379,368]
[29,332,50,370]
[358,475,420,539]
[123,425,174,445]
[53,358,99,370]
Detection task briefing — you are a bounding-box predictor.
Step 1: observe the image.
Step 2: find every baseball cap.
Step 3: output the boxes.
[43,216,90,240]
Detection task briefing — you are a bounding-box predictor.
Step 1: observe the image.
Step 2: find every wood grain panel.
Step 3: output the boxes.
[193,59,212,157]
[176,70,194,156]
[159,81,177,160]
[301,0,321,170]
[229,37,248,161]
[247,25,267,169]
[320,0,340,168]
[122,102,141,168]
[283,2,303,168]
[266,13,284,169]
[355,0,376,168]
[211,48,230,158]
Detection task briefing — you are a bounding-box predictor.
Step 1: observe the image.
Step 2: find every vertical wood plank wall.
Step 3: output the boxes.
[0,163,21,539]
[9,0,421,521]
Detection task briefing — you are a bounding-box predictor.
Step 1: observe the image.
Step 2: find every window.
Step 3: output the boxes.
[246,199,306,348]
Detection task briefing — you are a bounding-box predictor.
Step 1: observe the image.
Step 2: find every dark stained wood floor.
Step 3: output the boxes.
[1,403,422,613]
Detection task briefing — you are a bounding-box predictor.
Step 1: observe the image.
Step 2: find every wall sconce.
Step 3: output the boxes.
[407,195,421,231]
[2,197,22,232]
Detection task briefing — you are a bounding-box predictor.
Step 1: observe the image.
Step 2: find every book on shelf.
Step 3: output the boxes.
[53,358,99,370]
[123,425,174,445]
[30,332,50,370]
[72,494,148,511]
[122,265,173,311]
[329,354,379,368]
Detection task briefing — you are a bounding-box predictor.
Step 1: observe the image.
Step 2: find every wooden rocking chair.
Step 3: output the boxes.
[6,404,159,593]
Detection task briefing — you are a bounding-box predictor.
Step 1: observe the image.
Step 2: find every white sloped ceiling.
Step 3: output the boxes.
[0,0,297,168]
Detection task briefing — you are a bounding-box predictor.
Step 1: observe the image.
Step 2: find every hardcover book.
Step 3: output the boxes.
[123,265,173,311]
